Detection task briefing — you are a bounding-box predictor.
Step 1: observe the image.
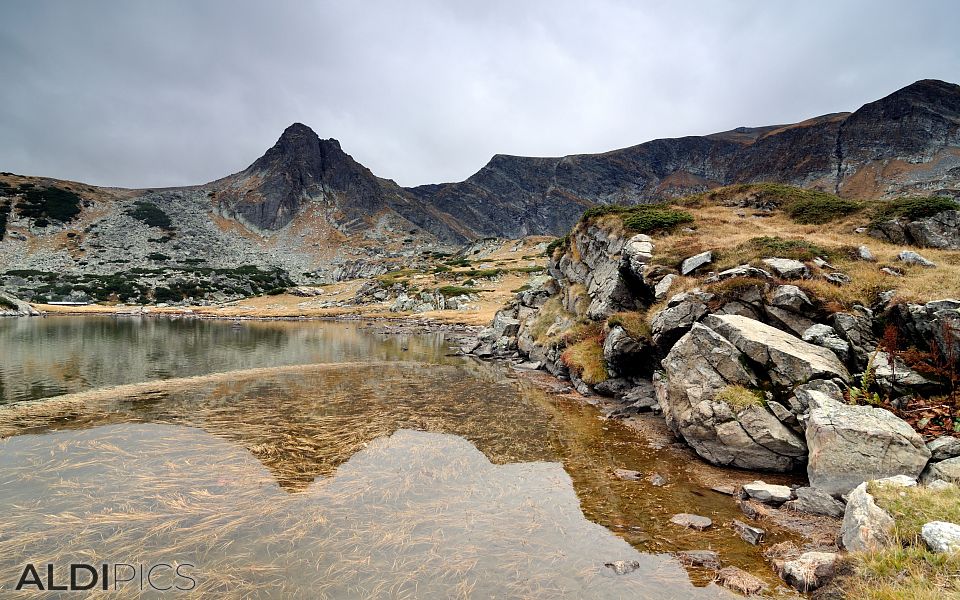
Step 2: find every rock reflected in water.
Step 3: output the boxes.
[0,425,734,599]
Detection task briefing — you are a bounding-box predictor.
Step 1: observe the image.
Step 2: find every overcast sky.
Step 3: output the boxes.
[1,1,958,189]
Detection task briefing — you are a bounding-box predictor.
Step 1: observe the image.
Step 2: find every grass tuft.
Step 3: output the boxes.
[560,325,608,384]
[715,385,765,410]
[607,310,651,341]
[867,482,960,542]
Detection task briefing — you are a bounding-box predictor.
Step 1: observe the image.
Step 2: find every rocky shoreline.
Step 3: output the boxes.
[464,216,960,594]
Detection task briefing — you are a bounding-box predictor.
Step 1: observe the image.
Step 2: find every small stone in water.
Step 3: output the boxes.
[604,560,641,575]
[711,485,736,496]
[717,566,766,595]
[732,519,766,545]
[671,513,713,530]
[677,550,721,570]
[614,468,642,481]
[649,473,667,487]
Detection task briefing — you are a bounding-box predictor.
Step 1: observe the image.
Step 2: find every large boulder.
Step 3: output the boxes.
[801,324,851,363]
[806,395,931,496]
[872,351,942,395]
[889,299,960,364]
[840,476,916,551]
[783,486,845,518]
[871,210,960,250]
[656,323,806,471]
[831,308,878,370]
[928,436,960,462]
[702,314,849,387]
[906,210,960,249]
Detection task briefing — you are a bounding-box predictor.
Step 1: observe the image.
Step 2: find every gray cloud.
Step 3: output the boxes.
[1,0,958,188]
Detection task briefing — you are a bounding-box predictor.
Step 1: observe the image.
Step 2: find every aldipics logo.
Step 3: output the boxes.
[14,562,196,592]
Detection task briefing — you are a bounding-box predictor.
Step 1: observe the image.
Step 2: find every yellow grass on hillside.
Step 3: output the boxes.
[645,203,960,306]
[36,237,552,326]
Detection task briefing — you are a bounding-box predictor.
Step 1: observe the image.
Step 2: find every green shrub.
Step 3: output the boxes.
[872,196,960,223]
[785,195,863,224]
[580,203,694,234]
[694,183,863,224]
[742,236,833,261]
[15,185,83,223]
[437,285,479,298]
[622,206,694,233]
[0,296,16,310]
[126,201,174,230]
[147,252,171,261]
[461,268,503,279]
[545,235,569,257]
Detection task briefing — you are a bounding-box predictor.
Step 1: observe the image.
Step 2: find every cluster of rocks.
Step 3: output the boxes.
[470,217,960,591]
[0,289,39,317]
[869,209,960,249]
[389,289,478,313]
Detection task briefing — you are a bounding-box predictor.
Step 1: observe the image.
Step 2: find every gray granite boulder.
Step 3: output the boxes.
[806,395,930,496]
[656,323,806,471]
[921,521,960,553]
[702,314,849,387]
[783,486,845,518]
[840,477,916,551]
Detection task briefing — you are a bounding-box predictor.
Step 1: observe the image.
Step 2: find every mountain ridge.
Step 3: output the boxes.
[1,78,958,289]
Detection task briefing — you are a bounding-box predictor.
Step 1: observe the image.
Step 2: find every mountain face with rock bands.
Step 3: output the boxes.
[408,79,960,238]
[0,79,958,291]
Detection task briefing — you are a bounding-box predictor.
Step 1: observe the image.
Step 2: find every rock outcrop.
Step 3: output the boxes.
[0,290,39,317]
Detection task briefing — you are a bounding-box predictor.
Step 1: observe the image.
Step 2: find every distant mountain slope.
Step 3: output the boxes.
[406,79,960,237]
[1,79,958,286]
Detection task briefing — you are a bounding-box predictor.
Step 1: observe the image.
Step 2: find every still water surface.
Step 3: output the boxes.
[0,317,798,598]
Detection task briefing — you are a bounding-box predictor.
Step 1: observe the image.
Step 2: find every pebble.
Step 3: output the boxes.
[732,519,765,545]
[670,513,713,531]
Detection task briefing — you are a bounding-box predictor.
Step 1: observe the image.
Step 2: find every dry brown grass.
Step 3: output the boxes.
[607,310,652,341]
[650,204,960,306]
[36,239,550,327]
[560,335,608,384]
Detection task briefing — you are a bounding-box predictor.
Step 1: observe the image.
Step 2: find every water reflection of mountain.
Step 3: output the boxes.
[0,316,457,403]
[0,424,735,599]
[0,363,558,491]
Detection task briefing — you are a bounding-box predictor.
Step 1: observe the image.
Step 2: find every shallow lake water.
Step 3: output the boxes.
[0,317,801,598]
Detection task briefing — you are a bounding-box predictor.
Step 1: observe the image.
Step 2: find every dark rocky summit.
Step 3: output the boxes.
[211,123,470,243]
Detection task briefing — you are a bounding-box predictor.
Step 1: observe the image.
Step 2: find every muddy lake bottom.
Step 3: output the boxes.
[0,316,806,598]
